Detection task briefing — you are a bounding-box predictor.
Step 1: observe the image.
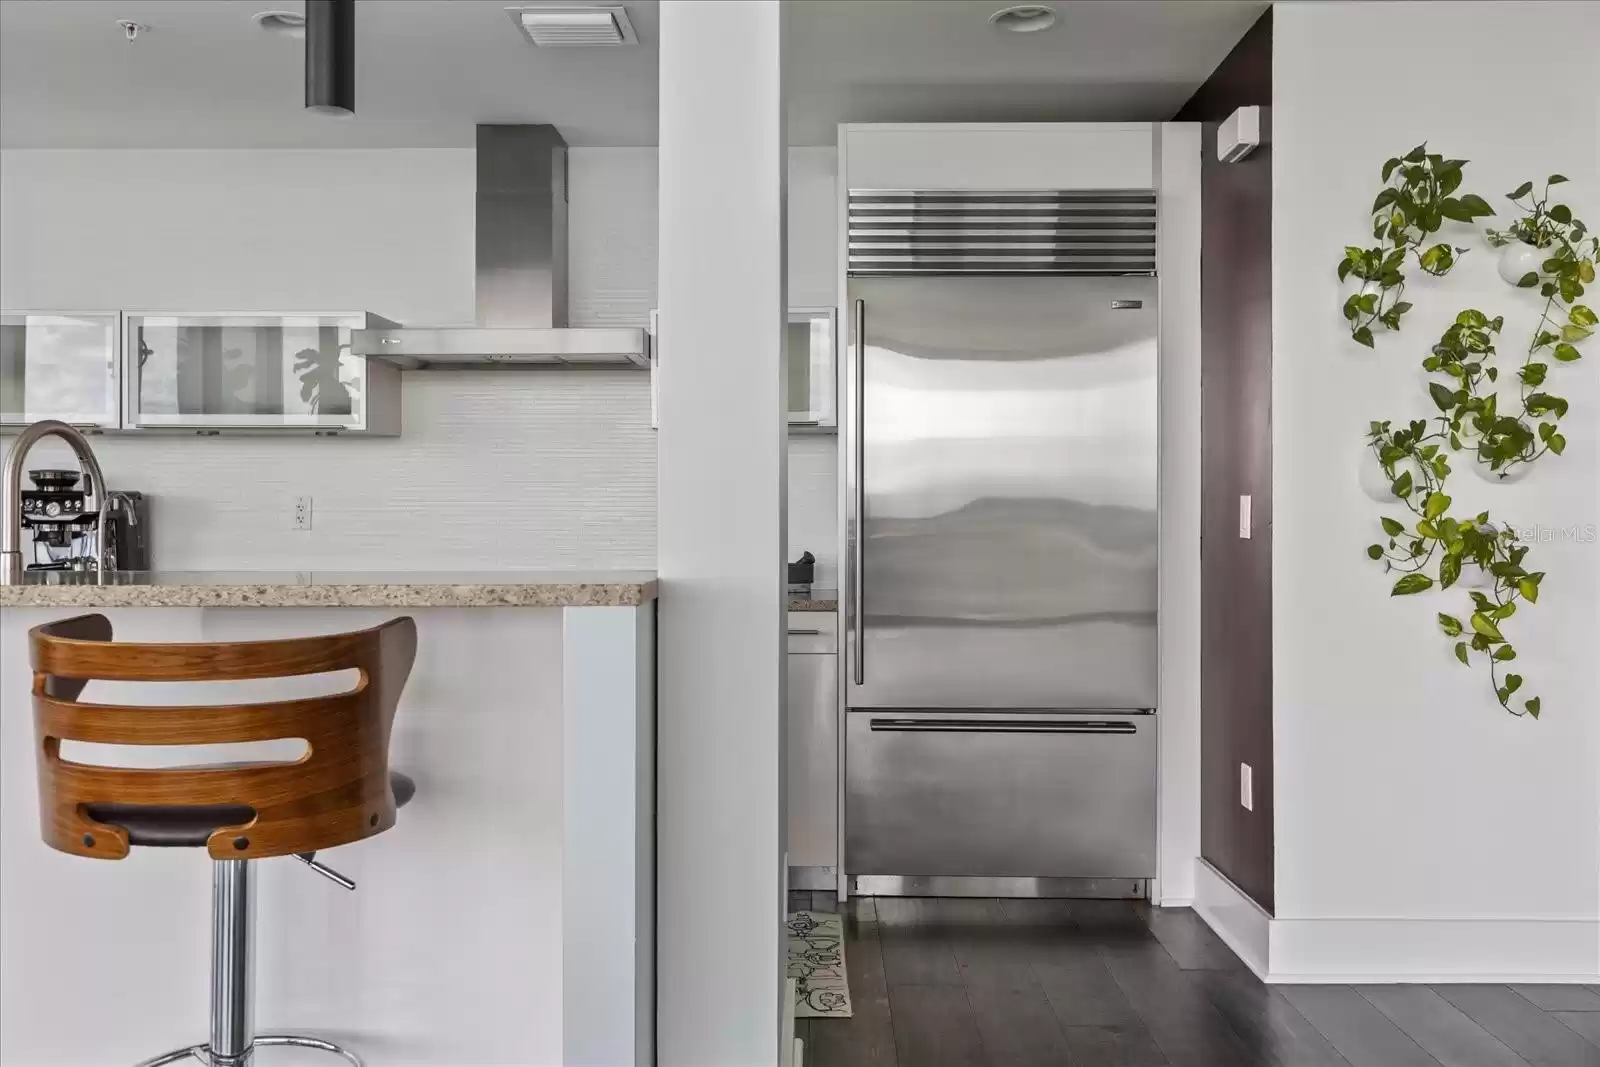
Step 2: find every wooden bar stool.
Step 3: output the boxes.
[29,613,418,1067]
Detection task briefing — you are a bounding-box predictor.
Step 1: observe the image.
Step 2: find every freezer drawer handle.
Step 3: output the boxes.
[867,718,1138,735]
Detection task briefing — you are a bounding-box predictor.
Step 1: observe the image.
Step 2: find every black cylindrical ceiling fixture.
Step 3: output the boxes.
[305,0,355,116]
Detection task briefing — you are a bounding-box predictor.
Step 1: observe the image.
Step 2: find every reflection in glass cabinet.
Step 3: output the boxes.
[787,307,837,430]
[0,312,121,429]
[125,312,398,432]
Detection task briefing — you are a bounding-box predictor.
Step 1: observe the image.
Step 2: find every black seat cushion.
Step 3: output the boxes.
[391,770,416,809]
[85,771,417,848]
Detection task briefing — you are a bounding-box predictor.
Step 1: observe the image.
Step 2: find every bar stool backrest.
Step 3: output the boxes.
[29,613,417,861]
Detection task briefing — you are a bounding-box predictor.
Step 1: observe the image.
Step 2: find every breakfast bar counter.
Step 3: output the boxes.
[0,569,658,608]
[0,570,656,1066]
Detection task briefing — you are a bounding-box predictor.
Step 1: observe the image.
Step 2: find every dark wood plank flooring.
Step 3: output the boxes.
[788,893,1600,1067]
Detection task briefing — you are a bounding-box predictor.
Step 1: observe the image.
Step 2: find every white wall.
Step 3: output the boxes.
[785,148,842,587]
[1,145,841,575]
[1273,0,1599,979]
[785,147,842,587]
[0,147,657,570]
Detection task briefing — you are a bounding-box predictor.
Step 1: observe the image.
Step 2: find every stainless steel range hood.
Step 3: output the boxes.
[353,124,649,368]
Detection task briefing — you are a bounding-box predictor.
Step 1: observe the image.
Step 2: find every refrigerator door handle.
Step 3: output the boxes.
[867,718,1139,735]
[852,297,866,687]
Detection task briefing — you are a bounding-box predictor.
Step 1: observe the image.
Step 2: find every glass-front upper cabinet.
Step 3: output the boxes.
[0,312,122,430]
[124,312,398,433]
[787,307,837,431]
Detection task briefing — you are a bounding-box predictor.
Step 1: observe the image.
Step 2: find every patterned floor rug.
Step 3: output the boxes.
[785,910,853,1018]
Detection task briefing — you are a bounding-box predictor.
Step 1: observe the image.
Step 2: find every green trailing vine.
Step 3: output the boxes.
[1364,415,1545,717]
[1338,144,1495,347]
[1339,151,1595,719]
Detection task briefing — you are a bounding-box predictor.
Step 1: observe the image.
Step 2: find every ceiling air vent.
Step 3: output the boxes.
[509,5,638,47]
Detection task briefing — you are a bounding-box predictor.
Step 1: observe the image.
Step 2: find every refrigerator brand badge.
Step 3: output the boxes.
[1111,300,1144,310]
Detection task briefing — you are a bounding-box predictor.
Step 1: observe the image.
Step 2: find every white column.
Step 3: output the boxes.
[656,1,788,1064]
[1155,121,1203,907]
[563,604,656,1066]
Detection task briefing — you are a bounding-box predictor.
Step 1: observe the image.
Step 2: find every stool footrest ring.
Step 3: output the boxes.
[254,1034,364,1065]
[132,1045,207,1067]
[133,1035,363,1067]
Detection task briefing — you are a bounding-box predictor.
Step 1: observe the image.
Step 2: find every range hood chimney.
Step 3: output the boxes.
[353,124,649,367]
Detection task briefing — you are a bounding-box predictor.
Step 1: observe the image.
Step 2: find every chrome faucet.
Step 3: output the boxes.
[1,420,112,585]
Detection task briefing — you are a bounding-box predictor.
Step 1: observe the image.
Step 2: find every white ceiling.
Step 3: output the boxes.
[0,0,1267,149]
[785,0,1268,144]
[0,0,662,147]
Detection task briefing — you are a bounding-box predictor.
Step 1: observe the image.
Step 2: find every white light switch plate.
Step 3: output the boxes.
[1240,763,1254,811]
[1238,494,1252,539]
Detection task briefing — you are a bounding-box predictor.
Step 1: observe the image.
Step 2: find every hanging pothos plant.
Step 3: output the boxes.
[1337,148,1595,719]
[1338,145,1496,347]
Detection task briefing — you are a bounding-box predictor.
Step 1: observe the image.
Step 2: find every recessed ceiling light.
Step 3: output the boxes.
[253,10,306,39]
[988,4,1058,33]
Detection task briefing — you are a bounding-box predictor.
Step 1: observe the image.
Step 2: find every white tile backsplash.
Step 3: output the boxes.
[787,435,838,588]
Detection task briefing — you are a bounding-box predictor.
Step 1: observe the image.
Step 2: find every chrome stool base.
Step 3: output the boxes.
[134,861,366,1067]
[135,1035,363,1067]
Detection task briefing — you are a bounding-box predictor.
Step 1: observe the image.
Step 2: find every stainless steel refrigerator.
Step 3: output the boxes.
[842,189,1159,897]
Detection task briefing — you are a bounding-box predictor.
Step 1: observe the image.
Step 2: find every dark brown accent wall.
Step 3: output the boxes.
[1176,8,1275,914]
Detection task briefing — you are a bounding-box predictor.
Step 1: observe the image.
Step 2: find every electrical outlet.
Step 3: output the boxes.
[1239,494,1252,539]
[292,495,313,531]
[1240,763,1254,811]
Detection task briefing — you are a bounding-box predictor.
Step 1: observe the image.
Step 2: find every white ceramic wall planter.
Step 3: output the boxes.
[1496,241,1549,286]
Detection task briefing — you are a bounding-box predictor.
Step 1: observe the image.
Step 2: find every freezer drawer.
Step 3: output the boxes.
[846,710,1155,880]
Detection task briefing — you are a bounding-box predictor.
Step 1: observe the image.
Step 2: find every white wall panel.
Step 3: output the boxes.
[1272,0,1598,978]
[0,606,568,1066]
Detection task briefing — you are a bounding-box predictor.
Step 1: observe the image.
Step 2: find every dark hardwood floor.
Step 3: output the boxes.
[788,892,1600,1067]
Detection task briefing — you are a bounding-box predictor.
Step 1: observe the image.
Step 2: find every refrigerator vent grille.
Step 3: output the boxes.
[847,189,1157,276]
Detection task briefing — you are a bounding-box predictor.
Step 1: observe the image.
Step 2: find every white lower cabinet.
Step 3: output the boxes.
[786,613,838,887]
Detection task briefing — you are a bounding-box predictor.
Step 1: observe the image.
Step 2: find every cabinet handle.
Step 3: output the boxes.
[787,628,823,636]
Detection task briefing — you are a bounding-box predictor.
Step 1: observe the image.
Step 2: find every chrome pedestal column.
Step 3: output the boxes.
[133,861,364,1067]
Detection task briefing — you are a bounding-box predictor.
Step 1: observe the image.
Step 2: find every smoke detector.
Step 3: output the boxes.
[508,5,638,47]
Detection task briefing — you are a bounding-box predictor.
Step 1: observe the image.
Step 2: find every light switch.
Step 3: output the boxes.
[1238,494,1252,539]
[1240,763,1254,811]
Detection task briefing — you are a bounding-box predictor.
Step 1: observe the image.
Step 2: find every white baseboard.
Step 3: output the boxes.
[1192,859,1600,984]
[1193,859,1271,979]
[1270,916,1600,984]
[1157,896,1195,908]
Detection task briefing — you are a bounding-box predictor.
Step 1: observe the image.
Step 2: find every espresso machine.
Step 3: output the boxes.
[19,469,148,572]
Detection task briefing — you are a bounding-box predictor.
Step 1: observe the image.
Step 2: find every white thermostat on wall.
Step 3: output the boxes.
[1218,105,1262,163]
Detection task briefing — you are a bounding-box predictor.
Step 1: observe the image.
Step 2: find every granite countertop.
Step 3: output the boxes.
[0,570,658,609]
[789,588,838,612]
